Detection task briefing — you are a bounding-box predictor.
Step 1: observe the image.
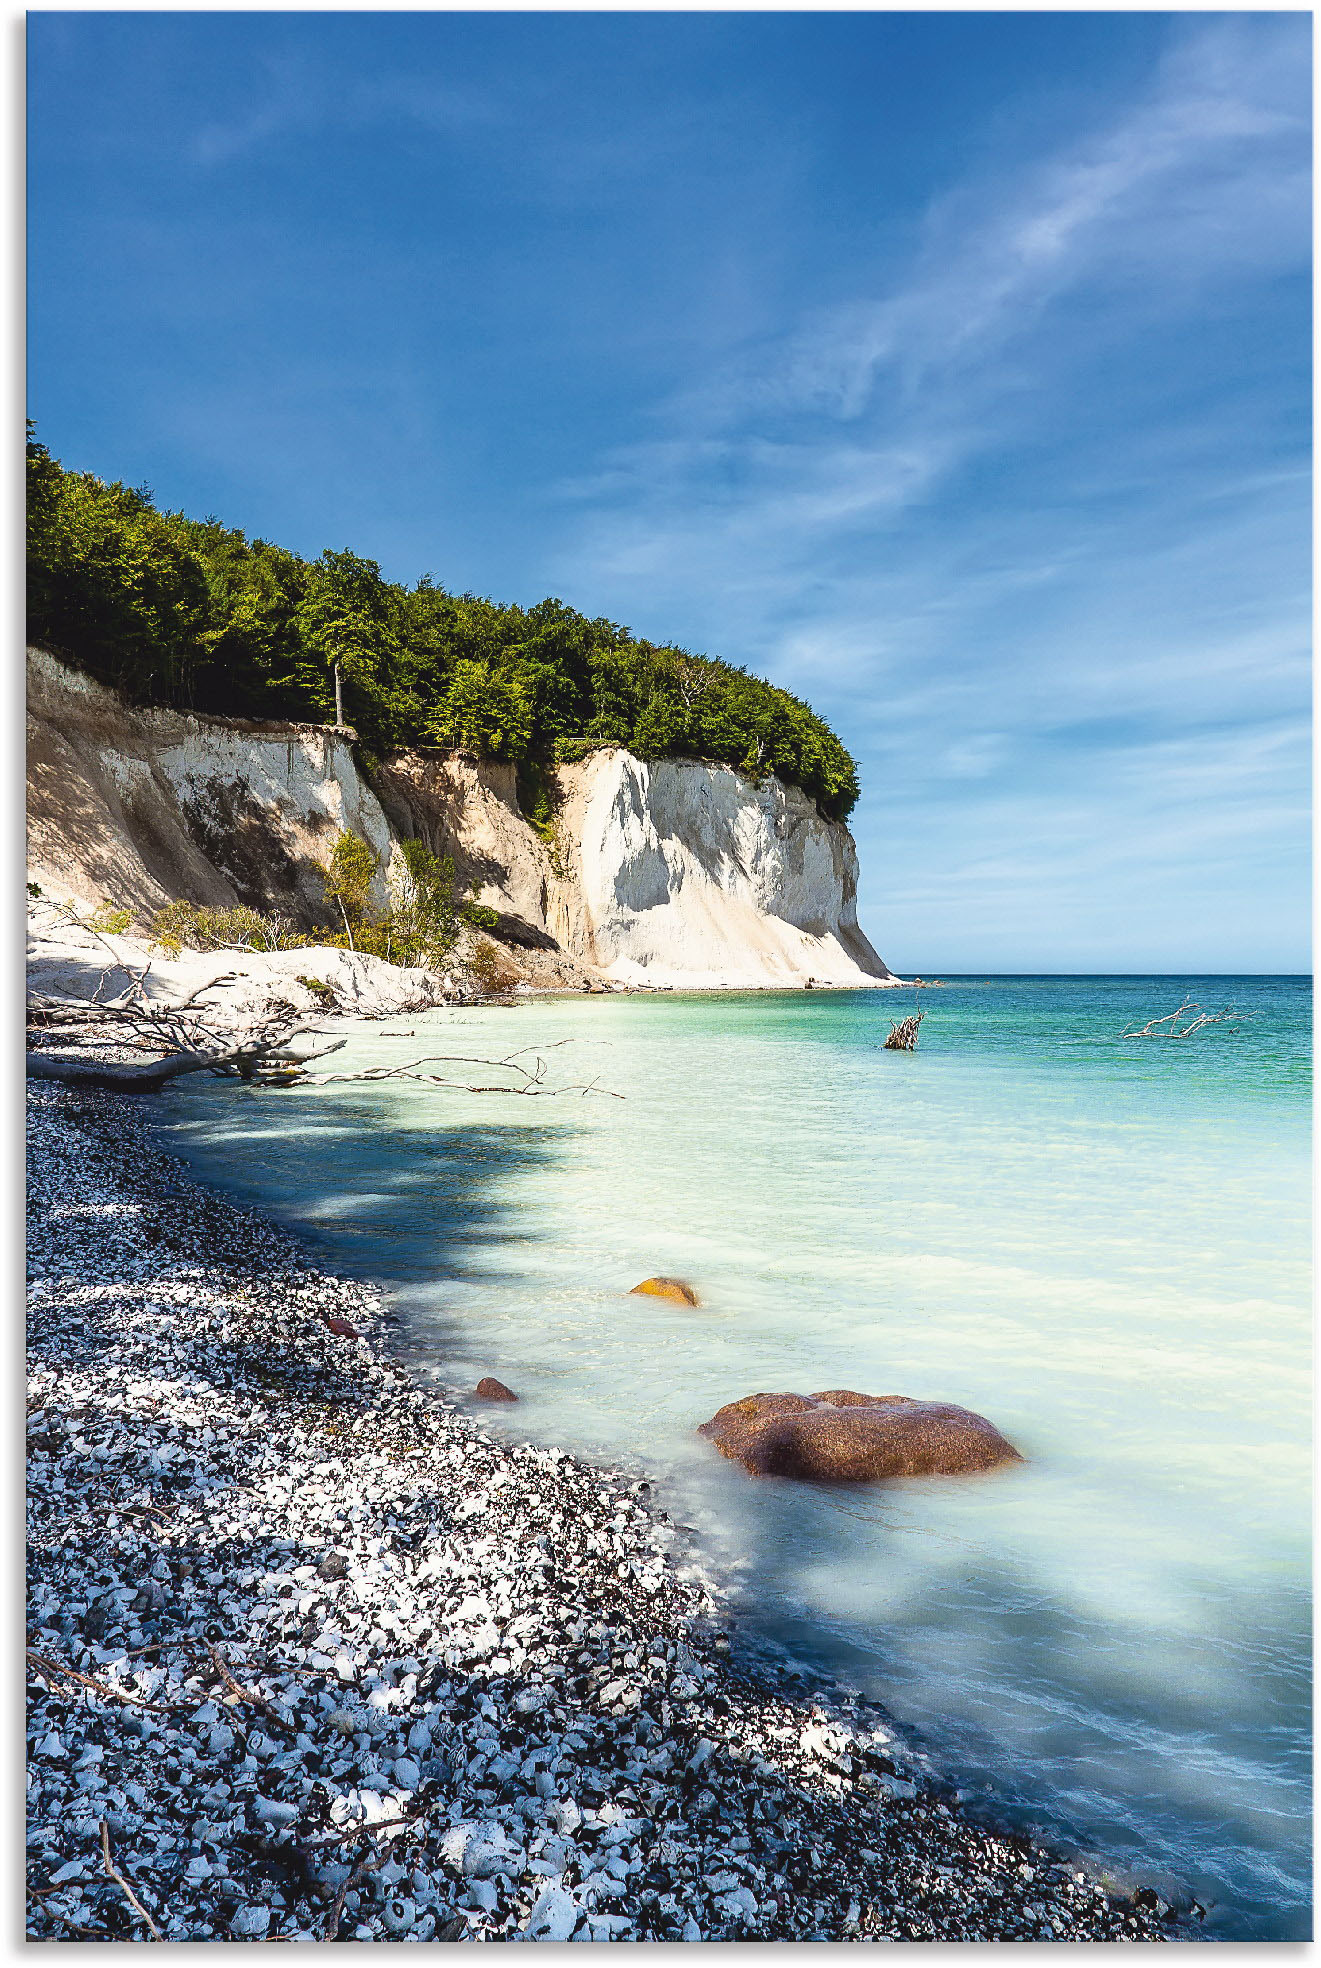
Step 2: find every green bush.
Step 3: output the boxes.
[468,939,521,998]
[28,427,860,819]
[87,900,132,935]
[144,833,474,975]
[149,900,310,957]
[462,901,501,932]
[323,831,378,943]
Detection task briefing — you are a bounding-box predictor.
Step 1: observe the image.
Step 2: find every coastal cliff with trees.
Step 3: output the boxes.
[26,433,889,993]
[26,428,858,824]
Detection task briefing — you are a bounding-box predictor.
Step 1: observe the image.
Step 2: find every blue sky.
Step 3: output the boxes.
[28,11,1311,972]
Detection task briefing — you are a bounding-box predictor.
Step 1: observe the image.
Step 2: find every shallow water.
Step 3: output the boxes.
[157,976,1311,1938]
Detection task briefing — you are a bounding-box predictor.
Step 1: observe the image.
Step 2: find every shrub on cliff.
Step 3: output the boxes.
[26,428,860,820]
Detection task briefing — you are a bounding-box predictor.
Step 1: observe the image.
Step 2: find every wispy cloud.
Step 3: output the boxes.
[193,59,500,167]
[540,15,1309,969]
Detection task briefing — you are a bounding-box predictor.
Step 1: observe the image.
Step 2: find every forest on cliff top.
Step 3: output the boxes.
[26,430,859,822]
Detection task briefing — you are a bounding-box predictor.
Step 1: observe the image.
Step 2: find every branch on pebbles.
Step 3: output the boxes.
[26,1647,178,1716]
[204,1643,298,1736]
[26,1003,347,1093]
[324,1845,380,1942]
[100,1819,163,1941]
[299,1810,431,1853]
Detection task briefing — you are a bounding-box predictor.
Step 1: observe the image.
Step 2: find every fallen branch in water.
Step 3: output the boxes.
[313,1040,623,1098]
[1120,998,1254,1039]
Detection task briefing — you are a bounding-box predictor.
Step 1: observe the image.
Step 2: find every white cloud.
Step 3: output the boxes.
[537,15,1310,969]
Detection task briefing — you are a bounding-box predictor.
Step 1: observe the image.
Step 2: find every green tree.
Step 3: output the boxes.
[324,830,378,946]
[26,427,862,819]
[430,660,532,760]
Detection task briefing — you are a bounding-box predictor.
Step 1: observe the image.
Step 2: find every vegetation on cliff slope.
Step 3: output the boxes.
[26,429,860,820]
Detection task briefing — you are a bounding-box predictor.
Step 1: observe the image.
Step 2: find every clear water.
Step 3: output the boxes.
[155,977,1311,1939]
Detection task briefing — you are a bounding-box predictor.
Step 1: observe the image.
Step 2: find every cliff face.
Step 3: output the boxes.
[26,648,891,990]
[554,751,888,988]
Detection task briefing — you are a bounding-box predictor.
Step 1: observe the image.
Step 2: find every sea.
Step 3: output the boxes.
[154,975,1312,1940]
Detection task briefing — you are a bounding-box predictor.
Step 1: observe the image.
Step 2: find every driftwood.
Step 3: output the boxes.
[883,1011,925,1052]
[28,901,617,1099]
[27,914,347,1091]
[313,1037,623,1098]
[26,1646,179,1716]
[1120,997,1253,1040]
[26,1037,343,1091]
[99,1819,163,1942]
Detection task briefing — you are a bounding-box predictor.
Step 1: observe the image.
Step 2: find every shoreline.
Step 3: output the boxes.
[26,1082,1174,1943]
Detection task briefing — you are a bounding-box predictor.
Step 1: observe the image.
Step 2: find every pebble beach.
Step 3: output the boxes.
[26,1082,1174,1944]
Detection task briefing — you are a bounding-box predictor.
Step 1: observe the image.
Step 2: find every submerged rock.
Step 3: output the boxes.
[474,1376,519,1402]
[698,1389,1023,1483]
[629,1276,701,1307]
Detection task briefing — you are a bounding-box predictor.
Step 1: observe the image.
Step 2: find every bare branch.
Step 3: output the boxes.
[883,1012,925,1052]
[204,1643,297,1737]
[27,1647,177,1715]
[309,1047,622,1097]
[324,1845,378,1942]
[100,1820,163,1941]
[1120,999,1254,1040]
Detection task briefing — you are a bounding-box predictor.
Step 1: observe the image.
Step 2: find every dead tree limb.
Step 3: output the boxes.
[27,1647,177,1715]
[99,1820,163,1941]
[311,1045,623,1098]
[1120,998,1253,1040]
[26,1034,347,1092]
[324,1845,378,1942]
[883,1012,925,1052]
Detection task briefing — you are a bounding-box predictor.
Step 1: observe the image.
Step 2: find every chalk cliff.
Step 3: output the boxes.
[26,647,892,991]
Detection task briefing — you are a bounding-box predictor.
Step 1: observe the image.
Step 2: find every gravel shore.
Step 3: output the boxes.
[26,1084,1173,1943]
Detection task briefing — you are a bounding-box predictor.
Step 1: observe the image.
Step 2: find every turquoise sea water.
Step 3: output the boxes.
[156,976,1311,1939]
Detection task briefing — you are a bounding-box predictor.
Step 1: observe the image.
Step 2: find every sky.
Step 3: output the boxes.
[28,10,1311,973]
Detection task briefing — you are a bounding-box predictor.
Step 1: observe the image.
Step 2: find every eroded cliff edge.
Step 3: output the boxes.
[27,647,892,990]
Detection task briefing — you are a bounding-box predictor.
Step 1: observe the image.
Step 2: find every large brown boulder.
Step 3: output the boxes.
[698,1389,1022,1483]
[474,1377,519,1403]
[629,1277,701,1307]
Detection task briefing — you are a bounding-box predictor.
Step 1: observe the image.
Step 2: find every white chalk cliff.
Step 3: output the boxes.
[27,647,892,991]
[553,752,887,988]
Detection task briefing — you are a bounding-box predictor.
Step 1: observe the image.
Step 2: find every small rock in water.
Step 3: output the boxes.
[629,1276,701,1307]
[474,1376,519,1402]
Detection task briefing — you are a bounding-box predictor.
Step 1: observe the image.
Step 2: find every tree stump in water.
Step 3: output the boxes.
[883,1011,925,1051]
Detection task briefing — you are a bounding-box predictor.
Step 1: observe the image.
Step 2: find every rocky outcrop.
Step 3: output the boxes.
[27,648,893,991]
[27,646,401,925]
[698,1391,1023,1483]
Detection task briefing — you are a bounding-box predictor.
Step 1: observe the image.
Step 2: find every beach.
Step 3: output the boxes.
[25,1080,1171,1943]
